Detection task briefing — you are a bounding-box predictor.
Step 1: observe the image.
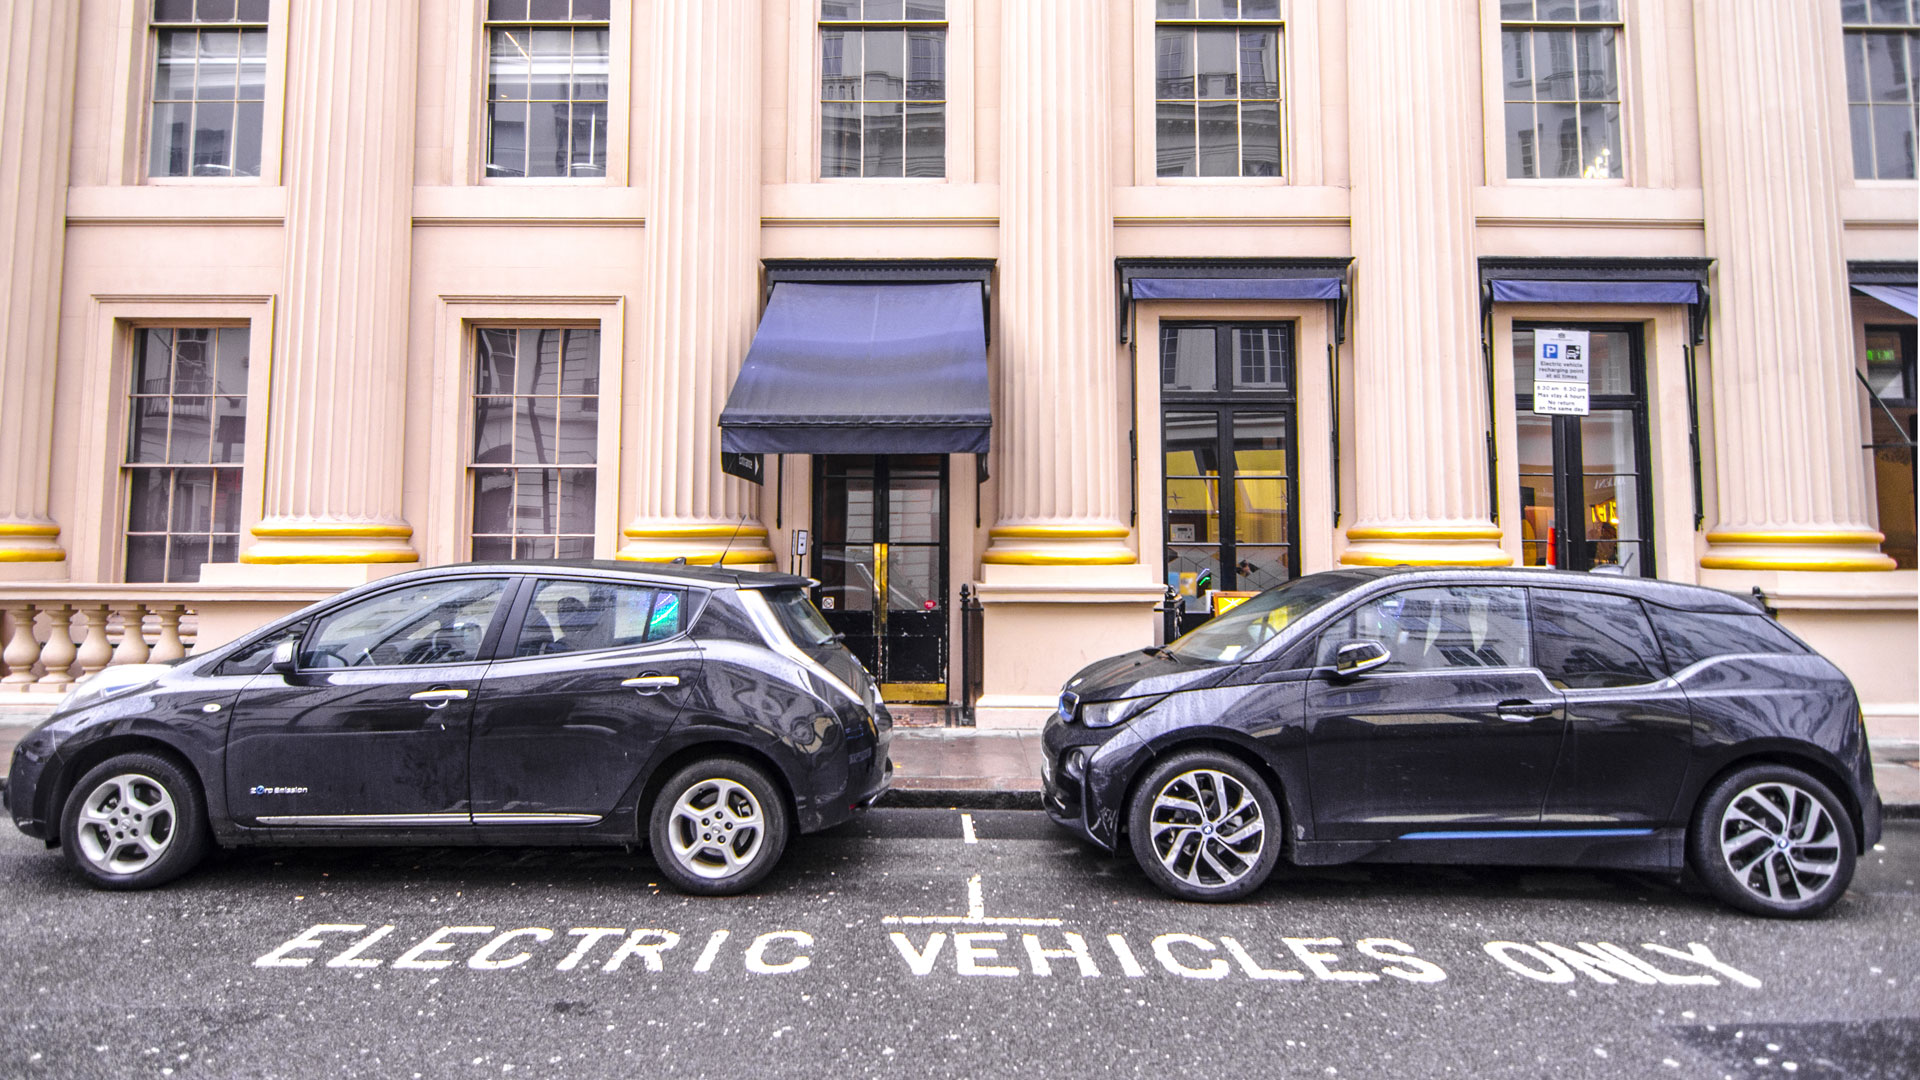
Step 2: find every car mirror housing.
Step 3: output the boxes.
[1333,640,1390,678]
[269,641,297,675]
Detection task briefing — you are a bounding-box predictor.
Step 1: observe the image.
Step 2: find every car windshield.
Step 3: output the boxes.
[765,587,838,648]
[1164,572,1367,664]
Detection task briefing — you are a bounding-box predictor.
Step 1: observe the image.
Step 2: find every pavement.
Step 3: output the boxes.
[2,702,1917,815]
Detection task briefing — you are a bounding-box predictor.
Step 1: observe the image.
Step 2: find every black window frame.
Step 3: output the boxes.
[1160,320,1301,619]
[1863,322,1917,569]
[1512,320,1657,577]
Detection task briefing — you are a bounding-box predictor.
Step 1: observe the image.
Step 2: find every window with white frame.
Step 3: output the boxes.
[1843,1,1918,180]
[820,0,948,178]
[125,327,249,582]
[484,0,611,179]
[1153,1,1282,178]
[1500,0,1623,180]
[148,0,268,179]
[470,328,600,560]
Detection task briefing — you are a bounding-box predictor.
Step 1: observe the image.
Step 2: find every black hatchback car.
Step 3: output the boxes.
[1044,568,1882,917]
[5,561,891,895]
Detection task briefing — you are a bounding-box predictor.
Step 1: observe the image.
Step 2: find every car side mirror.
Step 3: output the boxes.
[1332,640,1390,678]
[269,641,298,676]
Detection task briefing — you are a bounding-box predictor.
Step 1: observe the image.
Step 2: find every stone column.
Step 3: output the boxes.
[1694,1,1893,572]
[0,1,79,566]
[239,1,418,569]
[615,0,773,566]
[1338,0,1507,568]
[980,0,1132,568]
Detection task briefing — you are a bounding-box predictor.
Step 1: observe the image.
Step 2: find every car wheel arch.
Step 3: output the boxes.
[1117,734,1296,848]
[630,739,799,845]
[42,735,207,848]
[1689,747,1867,856]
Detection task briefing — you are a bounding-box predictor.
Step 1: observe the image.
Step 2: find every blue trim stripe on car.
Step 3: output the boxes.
[1397,828,1656,840]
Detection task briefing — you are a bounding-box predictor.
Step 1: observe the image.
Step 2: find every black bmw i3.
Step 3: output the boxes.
[1043,567,1882,918]
[4,561,891,895]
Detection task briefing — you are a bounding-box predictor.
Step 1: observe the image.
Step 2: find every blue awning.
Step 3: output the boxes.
[719,282,991,455]
[1130,276,1342,302]
[1489,279,1700,306]
[1854,283,1919,318]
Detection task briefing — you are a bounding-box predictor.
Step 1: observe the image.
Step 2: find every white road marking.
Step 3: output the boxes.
[693,930,731,972]
[1107,934,1147,977]
[961,813,977,844]
[881,874,1062,927]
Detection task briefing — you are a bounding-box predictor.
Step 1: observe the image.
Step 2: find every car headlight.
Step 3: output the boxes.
[59,664,170,714]
[1077,695,1165,729]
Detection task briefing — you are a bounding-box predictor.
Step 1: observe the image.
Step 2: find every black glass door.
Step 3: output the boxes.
[813,455,948,703]
[1514,324,1655,576]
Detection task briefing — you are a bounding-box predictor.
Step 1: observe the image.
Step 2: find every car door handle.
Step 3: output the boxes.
[409,688,470,709]
[622,674,681,692]
[1496,699,1555,722]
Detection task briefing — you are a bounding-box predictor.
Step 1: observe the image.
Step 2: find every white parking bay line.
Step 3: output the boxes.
[961,813,978,844]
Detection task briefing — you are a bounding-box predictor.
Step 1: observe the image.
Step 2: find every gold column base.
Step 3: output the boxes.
[239,520,419,565]
[1338,523,1511,568]
[1701,529,1897,572]
[980,523,1135,566]
[616,521,777,566]
[0,522,64,562]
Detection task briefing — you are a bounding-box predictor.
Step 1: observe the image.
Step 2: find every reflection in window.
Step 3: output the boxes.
[470,327,600,559]
[485,0,611,179]
[301,579,505,668]
[1500,0,1623,179]
[1842,1,1919,180]
[1154,0,1283,177]
[1531,588,1661,688]
[1318,586,1532,672]
[148,0,268,178]
[514,579,683,656]
[125,327,249,582]
[1863,325,1917,568]
[821,1,947,178]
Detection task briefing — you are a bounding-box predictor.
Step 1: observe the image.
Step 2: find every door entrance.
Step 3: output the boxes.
[1514,324,1655,576]
[813,454,949,703]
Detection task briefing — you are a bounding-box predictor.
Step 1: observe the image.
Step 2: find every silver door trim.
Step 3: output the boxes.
[472,812,604,825]
[255,812,471,827]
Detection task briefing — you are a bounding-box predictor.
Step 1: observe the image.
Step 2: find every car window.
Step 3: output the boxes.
[513,579,685,657]
[1164,572,1364,663]
[1316,585,1531,672]
[1652,608,1806,670]
[300,578,506,668]
[1531,588,1661,689]
[765,587,836,647]
[217,620,308,677]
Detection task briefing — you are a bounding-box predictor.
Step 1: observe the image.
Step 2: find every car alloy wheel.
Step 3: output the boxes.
[1717,780,1842,905]
[59,752,209,890]
[1689,763,1856,918]
[1128,750,1282,903]
[648,757,790,896]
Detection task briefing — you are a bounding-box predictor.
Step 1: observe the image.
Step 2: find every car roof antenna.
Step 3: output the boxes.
[715,514,750,569]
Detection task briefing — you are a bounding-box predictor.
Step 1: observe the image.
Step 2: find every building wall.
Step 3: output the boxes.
[1,0,1914,738]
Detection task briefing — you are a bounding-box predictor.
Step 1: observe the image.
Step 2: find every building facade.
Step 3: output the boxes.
[0,0,1914,737]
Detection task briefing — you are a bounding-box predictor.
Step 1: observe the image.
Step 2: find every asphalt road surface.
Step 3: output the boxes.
[2,811,1915,1080]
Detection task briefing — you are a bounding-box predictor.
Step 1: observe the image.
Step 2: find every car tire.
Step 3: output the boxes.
[1128,750,1282,903]
[648,757,790,896]
[1688,763,1857,919]
[58,752,210,891]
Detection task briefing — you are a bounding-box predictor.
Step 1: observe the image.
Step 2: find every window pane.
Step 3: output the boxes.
[1577,0,1619,18]
[474,398,513,462]
[1579,102,1622,177]
[519,328,562,395]
[1156,102,1197,176]
[154,31,195,100]
[1156,28,1194,99]
[573,28,609,99]
[526,100,567,177]
[136,329,172,393]
[170,468,214,532]
[1851,103,1878,176]
[1575,28,1618,99]
[472,469,513,533]
[1161,326,1217,391]
[1501,0,1535,18]
[1232,326,1290,388]
[212,396,246,463]
[518,580,661,656]
[1242,0,1280,17]
[168,398,211,464]
[516,469,558,533]
[559,328,598,394]
[128,470,171,533]
[1197,101,1239,176]
[1241,101,1280,176]
[1516,415,1555,566]
[236,29,267,99]
[1538,0,1577,19]
[822,30,860,100]
[195,30,239,99]
[528,29,570,100]
[232,100,262,177]
[151,101,192,177]
[490,29,531,101]
[1534,31,1575,100]
[1538,100,1580,177]
[488,102,528,176]
[1873,103,1916,178]
[864,29,903,99]
[1158,0,1197,16]
[558,468,597,534]
[863,101,904,177]
[171,331,210,393]
[1867,32,1911,101]
[822,101,861,176]
[905,0,946,17]
[517,536,555,559]
[1195,29,1237,98]
[1232,545,1291,592]
[1506,101,1538,177]
[191,100,236,175]
[1239,30,1277,98]
[905,103,944,177]
[126,535,168,583]
[1333,586,1532,672]
[1846,33,1870,102]
[213,467,243,534]
[907,29,944,99]
[865,0,904,18]
[167,535,210,585]
[477,329,516,393]
[1502,31,1532,101]
[301,579,506,668]
[1532,590,1660,688]
[516,397,558,463]
[129,398,169,464]
[557,399,597,464]
[472,535,513,561]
